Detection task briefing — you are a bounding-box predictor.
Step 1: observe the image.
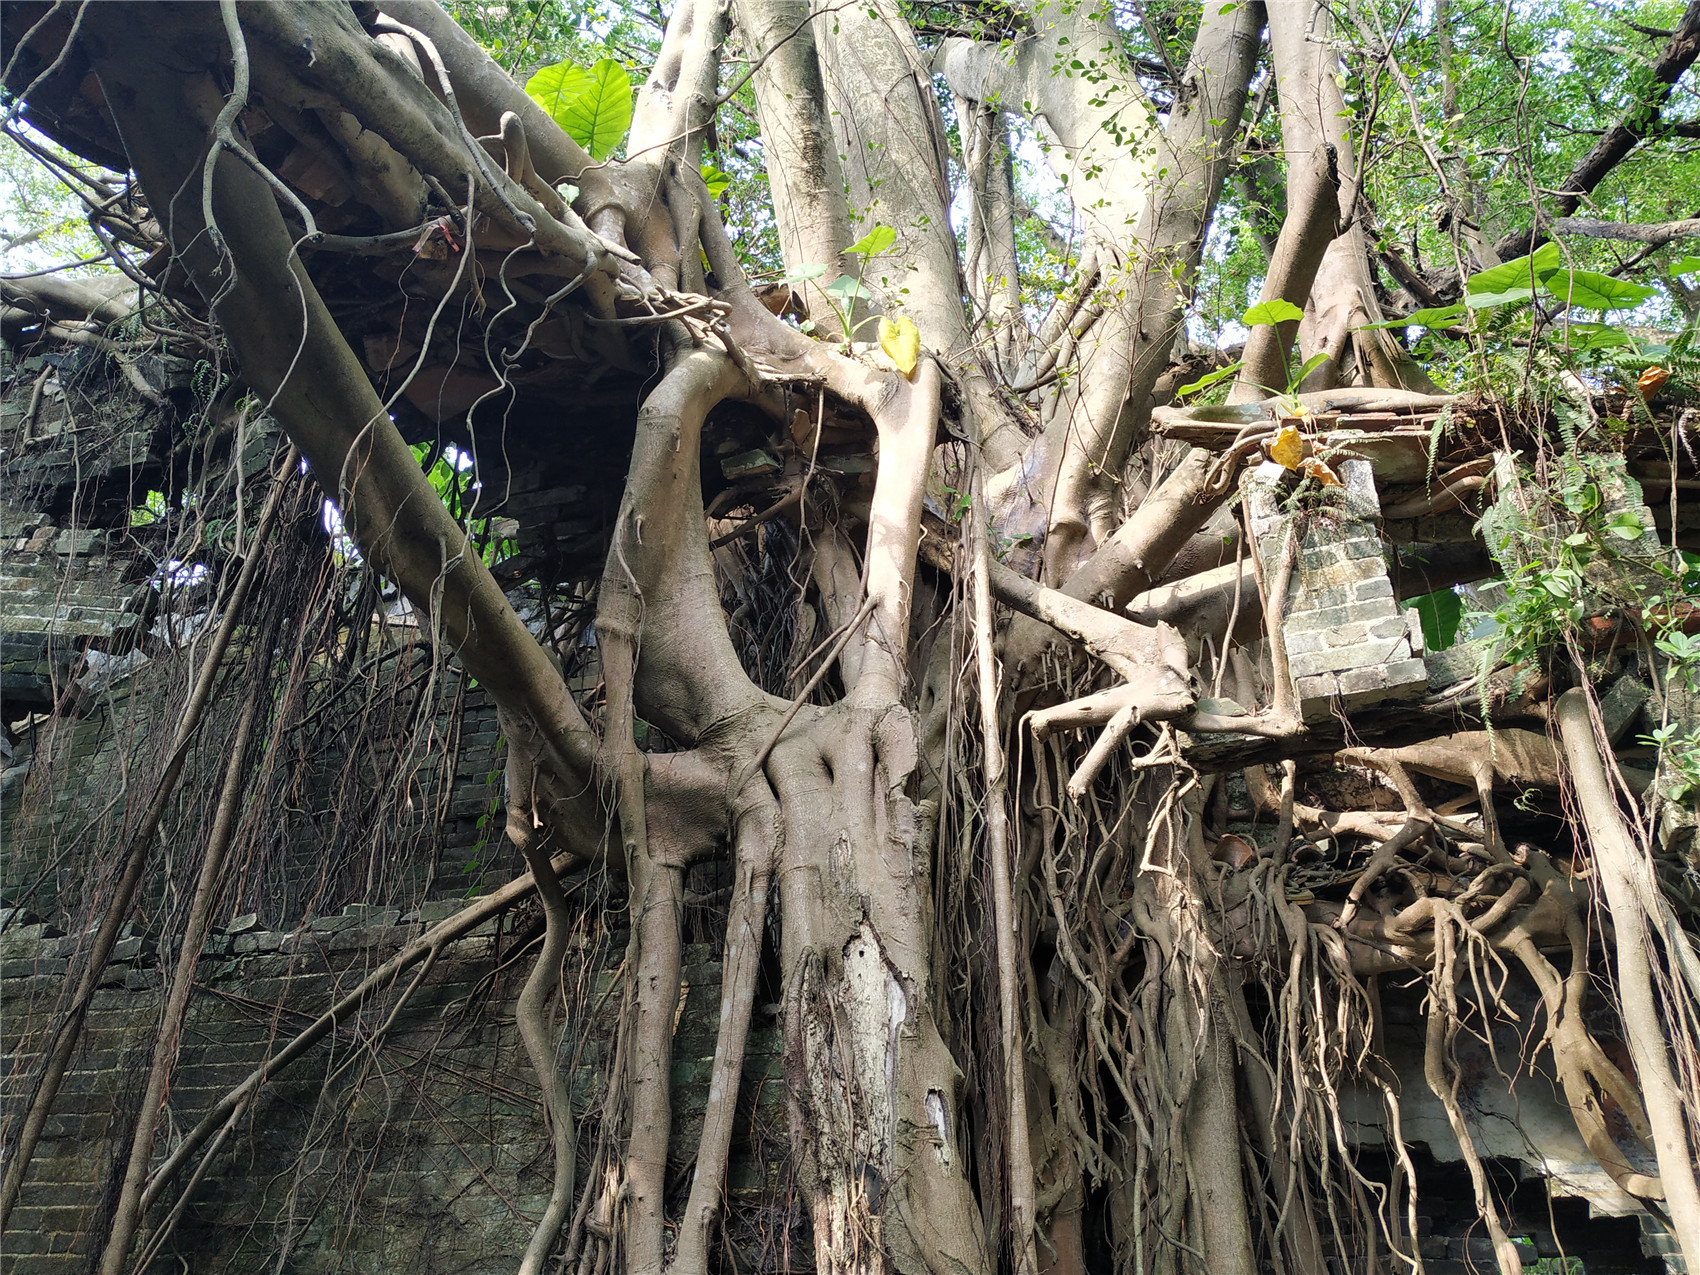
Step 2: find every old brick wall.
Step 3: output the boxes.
[2,660,512,930]
[1,909,787,1273]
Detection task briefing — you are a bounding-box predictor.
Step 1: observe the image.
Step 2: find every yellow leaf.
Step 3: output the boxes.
[1638,365,1670,397]
[1268,424,1305,470]
[879,314,920,377]
[1299,456,1341,487]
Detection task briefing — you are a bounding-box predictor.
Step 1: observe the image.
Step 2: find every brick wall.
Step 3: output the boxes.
[1242,456,1428,722]
[1,910,788,1273]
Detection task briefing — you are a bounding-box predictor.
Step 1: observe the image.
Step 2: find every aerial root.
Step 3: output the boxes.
[670,799,776,1275]
[506,723,580,1275]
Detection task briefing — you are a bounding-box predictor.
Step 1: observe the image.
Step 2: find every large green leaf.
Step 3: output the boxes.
[1243,298,1304,327]
[1466,242,1562,295]
[1539,269,1656,311]
[1362,303,1466,330]
[525,59,632,161]
[847,224,897,257]
[1409,587,1464,652]
[1465,287,1533,310]
[1556,321,1633,350]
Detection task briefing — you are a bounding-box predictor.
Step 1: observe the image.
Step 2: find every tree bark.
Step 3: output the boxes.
[1267,1,1434,393]
[1556,690,1700,1271]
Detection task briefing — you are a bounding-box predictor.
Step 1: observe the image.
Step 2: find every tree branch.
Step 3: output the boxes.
[1548,215,1700,245]
[1496,0,1700,260]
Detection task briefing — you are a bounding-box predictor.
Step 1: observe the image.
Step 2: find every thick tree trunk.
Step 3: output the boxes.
[1266,1,1434,393]
[969,0,1260,578]
[733,0,859,302]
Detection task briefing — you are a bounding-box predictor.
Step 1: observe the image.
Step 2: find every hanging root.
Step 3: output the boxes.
[1421,907,1526,1275]
[1556,689,1700,1267]
[0,444,297,1233]
[671,797,777,1275]
[505,716,579,1275]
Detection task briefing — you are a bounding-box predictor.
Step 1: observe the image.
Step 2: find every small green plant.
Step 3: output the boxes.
[1653,629,1700,691]
[780,223,898,343]
[1177,298,1330,410]
[1640,723,1700,803]
[993,529,1035,563]
[939,485,973,524]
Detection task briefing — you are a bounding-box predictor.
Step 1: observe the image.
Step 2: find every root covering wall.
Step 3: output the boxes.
[0,917,789,1273]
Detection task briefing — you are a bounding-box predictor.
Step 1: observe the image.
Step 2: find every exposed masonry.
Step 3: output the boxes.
[1,510,145,719]
[6,368,1689,1271]
[1,664,512,923]
[1242,456,1428,722]
[0,910,790,1274]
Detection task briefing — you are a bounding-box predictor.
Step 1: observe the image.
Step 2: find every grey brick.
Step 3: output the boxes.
[1288,646,1383,679]
[1367,615,1408,640]
[1320,622,1372,648]
[1354,576,1394,601]
[1284,602,1371,634]
[1291,584,1352,611]
[1283,629,1327,656]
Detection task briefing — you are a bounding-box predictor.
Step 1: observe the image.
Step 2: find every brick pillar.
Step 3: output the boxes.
[1242,457,1429,723]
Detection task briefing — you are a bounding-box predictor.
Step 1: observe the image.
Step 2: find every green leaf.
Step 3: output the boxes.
[1177,361,1244,396]
[1362,303,1466,330]
[780,263,828,283]
[823,273,873,304]
[1410,587,1464,652]
[1539,269,1656,311]
[1607,511,1645,540]
[700,163,732,198]
[1291,350,1330,388]
[1669,255,1700,276]
[1242,298,1304,327]
[524,59,633,161]
[1466,242,1562,295]
[846,224,897,257]
[1558,321,1633,350]
[1465,287,1533,310]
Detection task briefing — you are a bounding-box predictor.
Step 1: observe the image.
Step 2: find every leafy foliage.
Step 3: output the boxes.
[525,58,634,160]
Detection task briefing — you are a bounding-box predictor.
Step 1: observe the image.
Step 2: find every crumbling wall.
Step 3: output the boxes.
[0,914,789,1274]
[1,664,511,928]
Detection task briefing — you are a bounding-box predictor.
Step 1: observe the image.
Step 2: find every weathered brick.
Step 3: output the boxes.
[1367,615,1409,640]
[1354,575,1394,601]
[1288,645,1383,679]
